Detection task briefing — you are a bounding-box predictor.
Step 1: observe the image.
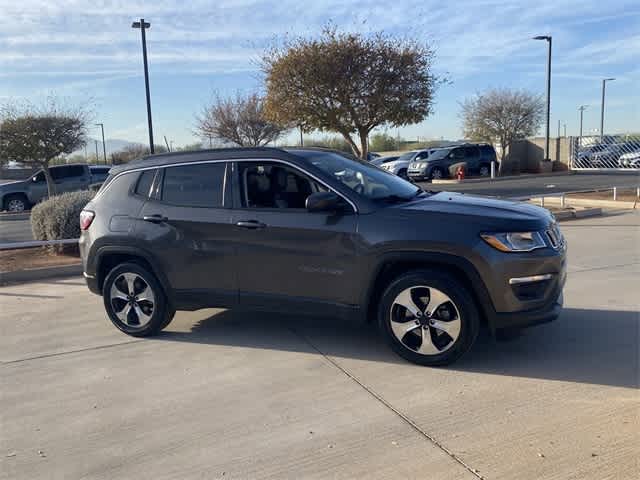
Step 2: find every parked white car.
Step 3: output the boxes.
[618,149,640,168]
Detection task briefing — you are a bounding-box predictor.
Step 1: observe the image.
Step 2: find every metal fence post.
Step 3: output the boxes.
[613,187,617,201]
[491,161,495,179]
[560,194,565,208]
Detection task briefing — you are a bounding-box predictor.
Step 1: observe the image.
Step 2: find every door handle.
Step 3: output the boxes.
[236,220,266,229]
[143,214,168,224]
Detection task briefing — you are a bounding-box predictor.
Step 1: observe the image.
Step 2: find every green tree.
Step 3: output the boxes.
[0,99,90,196]
[369,133,400,152]
[461,88,544,170]
[263,27,441,160]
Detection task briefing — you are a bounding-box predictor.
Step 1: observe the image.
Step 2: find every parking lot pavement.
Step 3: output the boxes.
[422,171,639,198]
[1,212,638,479]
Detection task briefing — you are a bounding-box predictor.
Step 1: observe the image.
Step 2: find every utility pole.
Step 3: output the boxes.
[600,78,615,140]
[94,140,99,164]
[533,35,552,161]
[557,120,561,138]
[132,19,155,153]
[95,123,107,163]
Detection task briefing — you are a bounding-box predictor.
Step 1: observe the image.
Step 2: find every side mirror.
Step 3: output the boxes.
[306,191,343,213]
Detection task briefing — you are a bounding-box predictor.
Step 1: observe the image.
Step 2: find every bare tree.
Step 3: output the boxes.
[0,98,90,196]
[195,92,288,147]
[262,27,442,160]
[110,143,167,164]
[461,88,544,171]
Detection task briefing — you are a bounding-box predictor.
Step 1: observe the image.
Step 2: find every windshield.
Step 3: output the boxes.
[396,151,417,162]
[296,151,422,201]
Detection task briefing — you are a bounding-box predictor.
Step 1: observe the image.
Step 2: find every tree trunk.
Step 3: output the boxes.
[498,139,508,176]
[338,132,361,158]
[358,129,369,161]
[42,164,56,198]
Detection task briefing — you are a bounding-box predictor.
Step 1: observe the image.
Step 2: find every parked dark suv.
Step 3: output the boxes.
[80,148,566,366]
[407,143,497,180]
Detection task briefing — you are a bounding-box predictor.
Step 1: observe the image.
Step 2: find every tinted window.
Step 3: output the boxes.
[239,162,325,209]
[51,165,85,179]
[464,147,480,158]
[90,167,110,174]
[135,170,156,198]
[33,171,45,182]
[161,163,226,208]
[450,148,465,160]
[480,145,495,155]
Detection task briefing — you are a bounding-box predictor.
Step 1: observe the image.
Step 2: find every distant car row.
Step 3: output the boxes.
[574,142,640,168]
[0,164,110,212]
[371,143,497,181]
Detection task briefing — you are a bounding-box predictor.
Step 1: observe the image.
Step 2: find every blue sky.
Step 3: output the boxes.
[1,0,638,148]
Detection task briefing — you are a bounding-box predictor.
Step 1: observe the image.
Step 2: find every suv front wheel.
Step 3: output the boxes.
[378,270,479,366]
[103,263,173,337]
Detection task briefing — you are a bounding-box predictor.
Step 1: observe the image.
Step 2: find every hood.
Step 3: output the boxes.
[398,191,553,230]
[0,179,28,191]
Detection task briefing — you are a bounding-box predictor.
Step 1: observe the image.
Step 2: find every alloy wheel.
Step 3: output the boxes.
[7,199,25,212]
[109,272,156,328]
[479,165,490,176]
[431,169,443,180]
[389,285,461,356]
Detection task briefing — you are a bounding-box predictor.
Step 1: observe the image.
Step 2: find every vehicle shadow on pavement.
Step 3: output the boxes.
[158,307,638,389]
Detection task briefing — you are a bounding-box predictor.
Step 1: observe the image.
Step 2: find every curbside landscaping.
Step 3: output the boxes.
[0,264,83,286]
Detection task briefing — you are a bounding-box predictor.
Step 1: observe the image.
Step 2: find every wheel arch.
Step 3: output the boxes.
[363,252,495,328]
[94,246,172,302]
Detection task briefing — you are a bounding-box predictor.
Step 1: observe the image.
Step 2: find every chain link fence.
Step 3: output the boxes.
[570,135,640,170]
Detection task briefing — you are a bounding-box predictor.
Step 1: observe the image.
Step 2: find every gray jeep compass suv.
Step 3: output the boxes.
[80,148,566,366]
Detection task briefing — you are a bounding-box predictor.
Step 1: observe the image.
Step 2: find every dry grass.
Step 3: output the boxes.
[0,247,80,273]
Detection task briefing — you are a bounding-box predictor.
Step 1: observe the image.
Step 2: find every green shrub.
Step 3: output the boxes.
[449,162,467,177]
[31,190,95,246]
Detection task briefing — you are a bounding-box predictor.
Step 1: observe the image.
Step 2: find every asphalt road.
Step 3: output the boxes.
[1,211,638,479]
[0,172,638,244]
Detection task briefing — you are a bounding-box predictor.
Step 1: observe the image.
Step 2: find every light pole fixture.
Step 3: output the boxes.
[95,123,107,163]
[132,18,155,154]
[533,35,552,161]
[578,105,588,138]
[600,78,615,140]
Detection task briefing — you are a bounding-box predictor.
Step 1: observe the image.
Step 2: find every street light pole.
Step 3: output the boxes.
[95,123,107,163]
[132,18,154,154]
[533,35,552,161]
[578,105,588,138]
[600,78,615,140]
[94,140,99,164]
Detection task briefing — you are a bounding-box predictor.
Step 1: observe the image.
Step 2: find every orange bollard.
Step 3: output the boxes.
[456,166,465,181]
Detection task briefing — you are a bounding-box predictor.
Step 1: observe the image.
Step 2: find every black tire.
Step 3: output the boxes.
[479,164,490,177]
[430,167,445,181]
[3,193,29,212]
[377,269,480,366]
[103,262,171,337]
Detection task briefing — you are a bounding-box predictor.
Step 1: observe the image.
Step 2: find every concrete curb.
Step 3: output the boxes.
[0,212,30,221]
[431,171,571,185]
[0,264,82,286]
[540,206,603,221]
[539,197,637,209]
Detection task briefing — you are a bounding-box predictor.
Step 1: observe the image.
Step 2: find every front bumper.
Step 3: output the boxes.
[491,291,563,331]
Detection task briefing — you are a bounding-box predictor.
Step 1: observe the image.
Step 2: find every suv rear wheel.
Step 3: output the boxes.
[378,270,479,366]
[103,262,173,337]
[479,164,491,177]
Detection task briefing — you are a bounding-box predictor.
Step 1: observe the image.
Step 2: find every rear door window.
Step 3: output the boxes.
[161,163,227,208]
[135,170,157,198]
[51,165,85,180]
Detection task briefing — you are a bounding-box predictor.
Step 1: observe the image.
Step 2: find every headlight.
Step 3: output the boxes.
[481,231,547,252]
